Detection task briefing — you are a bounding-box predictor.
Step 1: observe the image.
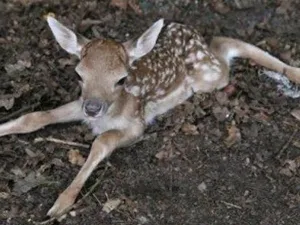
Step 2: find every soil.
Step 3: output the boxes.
[1,0,300,225]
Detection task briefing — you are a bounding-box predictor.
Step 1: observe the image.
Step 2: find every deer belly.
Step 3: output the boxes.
[144,81,193,123]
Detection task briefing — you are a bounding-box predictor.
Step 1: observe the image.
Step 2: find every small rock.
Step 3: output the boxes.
[0,192,10,199]
[137,215,149,224]
[102,198,122,214]
[212,106,230,122]
[215,91,229,105]
[225,122,241,147]
[0,97,15,110]
[197,182,207,192]
[211,0,230,14]
[279,156,300,177]
[181,123,199,135]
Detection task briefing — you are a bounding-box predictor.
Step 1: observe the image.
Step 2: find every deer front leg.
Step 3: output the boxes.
[0,100,83,137]
[47,125,143,218]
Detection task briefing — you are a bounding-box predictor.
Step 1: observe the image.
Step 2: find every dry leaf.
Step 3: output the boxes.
[215,91,229,105]
[212,106,230,122]
[232,0,263,9]
[110,0,128,10]
[128,0,142,15]
[225,122,241,147]
[223,84,237,97]
[13,172,46,195]
[102,198,122,214]
[279,156,300,177]
[0,192,10,199]
[137,216,149,224]
[0,97,14,110]
[253,112,270,125]
[0,84,31,110]
[68,149,85,166]
[181,123,199,135]
[211,0,230,14]
[155,149,171,160]
[276,1,293,15]
[280,50,292,63]
[110,0,142,14]
[5,59,31,74]
[155,142,175,160]
[11,0,43,4]
[291,109,300,121]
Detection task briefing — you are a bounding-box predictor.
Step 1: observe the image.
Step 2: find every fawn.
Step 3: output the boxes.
[1,15,300,218]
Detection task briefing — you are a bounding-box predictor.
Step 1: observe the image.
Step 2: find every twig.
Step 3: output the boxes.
[34,137,90,149]
[0,102,40,123]
[220,200,242,210]
[33,165,108,225]
[92,193,102,206]
[276,127,298,159]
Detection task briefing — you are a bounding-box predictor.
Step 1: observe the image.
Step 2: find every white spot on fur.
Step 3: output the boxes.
[125,85,141,97]
[203,72,221,82]
[144,78,193,123]
[201,64,210,71]
[225,48,239,64]
[212,65,221,72]
[185,53,196,64]
[157,88,165,96]
[196,51,205,60]
[212,59,220,65]
[175,38,181,45]
[194,63,201,69]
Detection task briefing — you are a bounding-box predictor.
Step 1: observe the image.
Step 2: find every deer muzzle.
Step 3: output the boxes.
[83,98,108,117]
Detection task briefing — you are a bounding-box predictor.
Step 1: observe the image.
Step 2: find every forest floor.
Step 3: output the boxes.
[1,0,300,224]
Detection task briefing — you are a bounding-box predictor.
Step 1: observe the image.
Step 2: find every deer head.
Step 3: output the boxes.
[47,16,164,118]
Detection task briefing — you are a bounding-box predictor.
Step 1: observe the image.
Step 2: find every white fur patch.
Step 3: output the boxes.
[144,78,193,123]
[203,72,221,82]
[196,51,205,60]
[125,85,141,97]
[225,48,239,64]
[185,53,197,64]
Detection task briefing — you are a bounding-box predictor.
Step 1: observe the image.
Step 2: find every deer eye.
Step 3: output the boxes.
[115,77,127,86]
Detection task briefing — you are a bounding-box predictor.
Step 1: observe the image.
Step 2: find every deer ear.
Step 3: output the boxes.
[124,19,164,63]
[46,16,89,58]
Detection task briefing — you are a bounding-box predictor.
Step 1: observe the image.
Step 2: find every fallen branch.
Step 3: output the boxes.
[220,200,242,210]
[34,137,90,149]
[276,127,298,159]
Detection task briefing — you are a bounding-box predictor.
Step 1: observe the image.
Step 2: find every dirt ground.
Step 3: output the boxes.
[1,0,300,224]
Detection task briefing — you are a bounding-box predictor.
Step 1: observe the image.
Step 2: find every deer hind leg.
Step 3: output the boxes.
[0,100,83,137]
[47,124,144,218]
[184,42,231,94]
[186,60,230,93]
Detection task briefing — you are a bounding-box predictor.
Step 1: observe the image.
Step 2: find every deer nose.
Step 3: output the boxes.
[83,99,106,117]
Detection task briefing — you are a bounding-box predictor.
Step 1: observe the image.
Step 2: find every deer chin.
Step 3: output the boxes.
[84,114,102,121]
